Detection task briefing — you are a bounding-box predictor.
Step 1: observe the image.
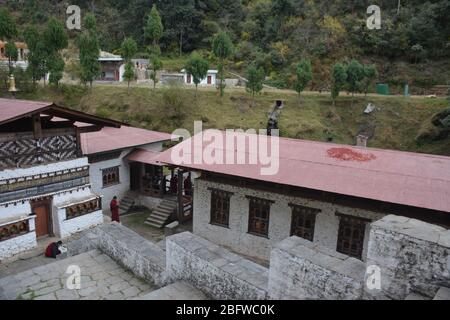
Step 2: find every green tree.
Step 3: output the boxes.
[293,59,313,99]
[331,63,347,106]
[43,17,68,53]
[43,17,68,87]
[184,53,209,98]
[123,61,134,90]
[121,37,138,61]
[245,65,265,105]
[0,8,18,40]
[5,42,18,73]
[362,64,378,97]
[48,54,65,86]
[212,31,234,97]
[149,54,163,89]
[144,4,164,47]
[77,14,101,87]
[24,26,48,84]
[346,59,364,106]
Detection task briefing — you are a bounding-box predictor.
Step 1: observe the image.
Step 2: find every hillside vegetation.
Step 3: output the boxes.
[3,0,450,92]
[6,84,450,156]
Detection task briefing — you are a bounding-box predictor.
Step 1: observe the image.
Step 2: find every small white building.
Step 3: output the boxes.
[181,69,218,87]
[0,99,122,261]
[80,126,173,211]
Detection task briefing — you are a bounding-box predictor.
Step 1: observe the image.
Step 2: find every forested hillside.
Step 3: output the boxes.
[3,0,450,91]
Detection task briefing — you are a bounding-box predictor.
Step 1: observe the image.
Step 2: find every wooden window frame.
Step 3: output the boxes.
[102,166,120,188]
[289,204,320,242]
[209,188,233,228]
[247,196,274,238]
[336,213,371,260]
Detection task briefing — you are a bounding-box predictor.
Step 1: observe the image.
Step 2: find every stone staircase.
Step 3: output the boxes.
[144,199,178,228]
[119,194,136,215]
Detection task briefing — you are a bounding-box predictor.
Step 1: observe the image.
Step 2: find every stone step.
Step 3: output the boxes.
[146,215,168,225]
[150,212,171,220]
[153,207,174,215]
[144,221,164,228]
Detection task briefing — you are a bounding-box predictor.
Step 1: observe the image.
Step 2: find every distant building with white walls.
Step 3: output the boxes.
[181,69,218,86]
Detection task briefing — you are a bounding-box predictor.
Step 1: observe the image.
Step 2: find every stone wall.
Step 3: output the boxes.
[269,236,366,300]
[166,232,268,300]
[366,215,450,300]
[193,178,385,262]
[0,231,37,261]
[94,223,167,287]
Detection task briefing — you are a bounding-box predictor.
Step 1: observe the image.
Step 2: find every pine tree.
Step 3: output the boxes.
[212,32,233,97]
[123,61,134,91]
[246,65,265,106]
[331,63,347,106]
[293,59,313,100]
[346,59,364,106]
[144,4,163,48]
[149,55,162,89]
[77,14,101,87]
[43,17,68,86]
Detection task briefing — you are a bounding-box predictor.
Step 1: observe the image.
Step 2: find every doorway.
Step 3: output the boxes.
[31,198,52,238]
[130,162,142,192]
[207,75,212,85]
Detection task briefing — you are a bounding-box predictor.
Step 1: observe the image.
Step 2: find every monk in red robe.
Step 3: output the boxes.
[110,196,120,223]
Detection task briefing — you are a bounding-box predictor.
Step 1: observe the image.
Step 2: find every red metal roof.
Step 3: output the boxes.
[0,98,51,123]
[126,149,164,166]
[157,130,450,213]
[80,126,173,155]
[0,98,122,127]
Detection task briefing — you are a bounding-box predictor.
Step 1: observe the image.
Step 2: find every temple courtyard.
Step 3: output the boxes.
[0,250,156,300]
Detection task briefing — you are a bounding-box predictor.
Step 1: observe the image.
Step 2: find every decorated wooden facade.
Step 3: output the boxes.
[66,197,102,220]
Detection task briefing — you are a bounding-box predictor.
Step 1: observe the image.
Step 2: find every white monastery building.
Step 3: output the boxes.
[0,98,141,260]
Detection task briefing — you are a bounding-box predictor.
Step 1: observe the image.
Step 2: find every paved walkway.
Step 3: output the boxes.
[139,281,208,300]
[0,250,156,300]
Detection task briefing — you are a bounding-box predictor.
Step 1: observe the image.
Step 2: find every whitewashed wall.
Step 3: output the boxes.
[0,217,37,261]
[193,179,386,262]
[0,158,88,180]
[88,142,165,211]
[52,188,103,238]
[183,72,217,86]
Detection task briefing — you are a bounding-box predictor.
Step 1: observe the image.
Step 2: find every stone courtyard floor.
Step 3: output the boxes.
[0,249,156,300]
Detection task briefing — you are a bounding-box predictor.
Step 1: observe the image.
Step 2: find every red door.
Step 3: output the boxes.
[187,74,192,84]
[207,75,212,85]
[32,199,52,238]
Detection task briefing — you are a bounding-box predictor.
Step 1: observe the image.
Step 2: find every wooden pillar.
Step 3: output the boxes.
[32,114,42,139]
[177,169,184,222]
[159,167,164,198]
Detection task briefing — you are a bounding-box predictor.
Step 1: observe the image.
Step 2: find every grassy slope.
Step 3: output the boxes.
[10,84,450,156]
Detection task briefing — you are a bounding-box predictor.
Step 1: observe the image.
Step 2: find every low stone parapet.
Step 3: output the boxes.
[268,236,366,300]
[166,232,268,300]
[94,222,167,287]
[366,215,450,299]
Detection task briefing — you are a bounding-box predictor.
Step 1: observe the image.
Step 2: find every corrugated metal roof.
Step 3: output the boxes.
[80,126,173,155]
[157,130,450,213]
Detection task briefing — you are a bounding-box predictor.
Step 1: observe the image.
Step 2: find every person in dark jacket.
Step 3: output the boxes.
[45,241,63,258]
